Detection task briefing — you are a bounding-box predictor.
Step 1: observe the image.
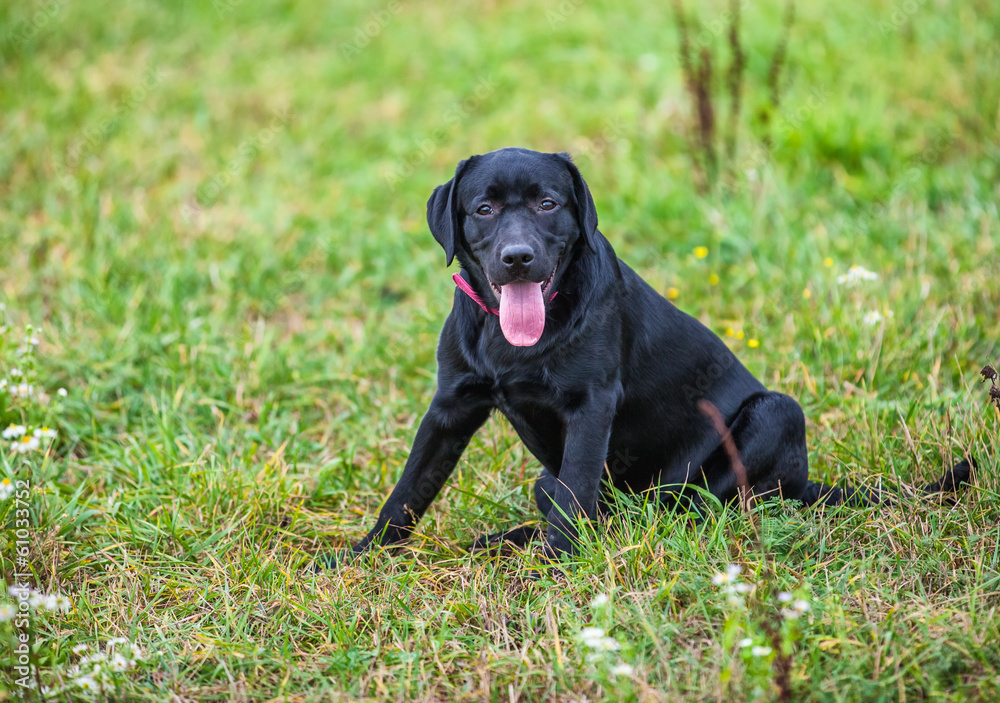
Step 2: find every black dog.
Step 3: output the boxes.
[344,147,972,562]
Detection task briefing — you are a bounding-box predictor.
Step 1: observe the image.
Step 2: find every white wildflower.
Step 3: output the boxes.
[793,599,811,612]
[109,652,131,672]
[581,627,619,651]
[2,424,26,439]
[0,478,13,500]
[12,435,40,453]
[739,638,753,648]
[108,637,130,647]
[33,427,58,439]
[751,645,772,657]
[9,383,35,398]
[837,265,879,286]
[28,591,46,609]
[53,594,73,612]
[9,368,21,377]
[58,387,68,397]
[590,594,609,608]
[781,608,801,620]
[72,643,89,655]
[598,637,620,651]
[712,564,742,585]
[733,582,754,594]
[777,591,793,603]
[81,651,107,666]
[610,663,634,676]
[74,676,98,692]
[863,310,883,326]
[0,603,16,621]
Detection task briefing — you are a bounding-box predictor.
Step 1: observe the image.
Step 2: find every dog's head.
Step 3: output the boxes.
[427,147,598,346]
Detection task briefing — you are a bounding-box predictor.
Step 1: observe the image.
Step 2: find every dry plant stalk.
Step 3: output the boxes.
[698,399,792,702]
[725,0,746,166]
[982,363,1000,413]
[672,0,795,190]
[698,399,751,512]
[767,0,796,109]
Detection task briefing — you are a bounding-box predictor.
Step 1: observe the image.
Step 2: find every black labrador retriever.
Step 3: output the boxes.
[342,147,972,562]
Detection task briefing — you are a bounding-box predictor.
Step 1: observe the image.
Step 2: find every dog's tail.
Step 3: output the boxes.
[798,458,975,507]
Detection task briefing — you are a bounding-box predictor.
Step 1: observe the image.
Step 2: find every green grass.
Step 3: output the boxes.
[1,0,999,699]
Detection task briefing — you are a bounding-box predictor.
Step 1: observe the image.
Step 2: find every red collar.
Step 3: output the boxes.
[452,272,557,315]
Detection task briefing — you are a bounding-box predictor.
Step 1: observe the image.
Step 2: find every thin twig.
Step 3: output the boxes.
[695,48,717,185]
[725,0,746,167]
[767,0,796,109]
[699,399,792,701]
[672,0,708,191]
[698,399,750,512]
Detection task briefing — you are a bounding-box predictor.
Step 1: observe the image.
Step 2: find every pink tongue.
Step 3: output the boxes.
[498,280,545,346]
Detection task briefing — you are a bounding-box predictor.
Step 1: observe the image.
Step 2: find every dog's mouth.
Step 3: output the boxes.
[487,260,559,347]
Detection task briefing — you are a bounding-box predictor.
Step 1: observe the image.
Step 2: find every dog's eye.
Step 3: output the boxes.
[539,199,557,211]
[476,204,493,216]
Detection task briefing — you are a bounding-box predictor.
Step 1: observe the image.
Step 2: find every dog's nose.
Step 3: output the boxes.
[501,245,535,272]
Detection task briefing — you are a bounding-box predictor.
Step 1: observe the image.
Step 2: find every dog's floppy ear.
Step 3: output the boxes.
[426,158,471,267]
[558,152,598,252]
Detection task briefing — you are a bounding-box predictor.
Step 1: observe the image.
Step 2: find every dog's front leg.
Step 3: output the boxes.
[545,391,618,558]
[352,392,492,556]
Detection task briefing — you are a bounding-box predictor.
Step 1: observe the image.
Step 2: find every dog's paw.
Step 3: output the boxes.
[469,525,543,554]
[469,532,510,554]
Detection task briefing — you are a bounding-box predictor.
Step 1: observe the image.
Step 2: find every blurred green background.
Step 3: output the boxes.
[1,0,999,700]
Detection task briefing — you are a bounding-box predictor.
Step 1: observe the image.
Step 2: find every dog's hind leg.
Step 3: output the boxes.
[698,391,974,508]
[468,469,557,553]
[696,391,811,504]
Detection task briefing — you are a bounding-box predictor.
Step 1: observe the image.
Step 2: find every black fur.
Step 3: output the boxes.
[343,147,973,562]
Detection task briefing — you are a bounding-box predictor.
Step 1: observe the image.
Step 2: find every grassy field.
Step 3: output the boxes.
[2,0,999,699]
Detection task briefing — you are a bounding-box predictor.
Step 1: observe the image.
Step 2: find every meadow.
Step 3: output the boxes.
[1,0,999,700]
